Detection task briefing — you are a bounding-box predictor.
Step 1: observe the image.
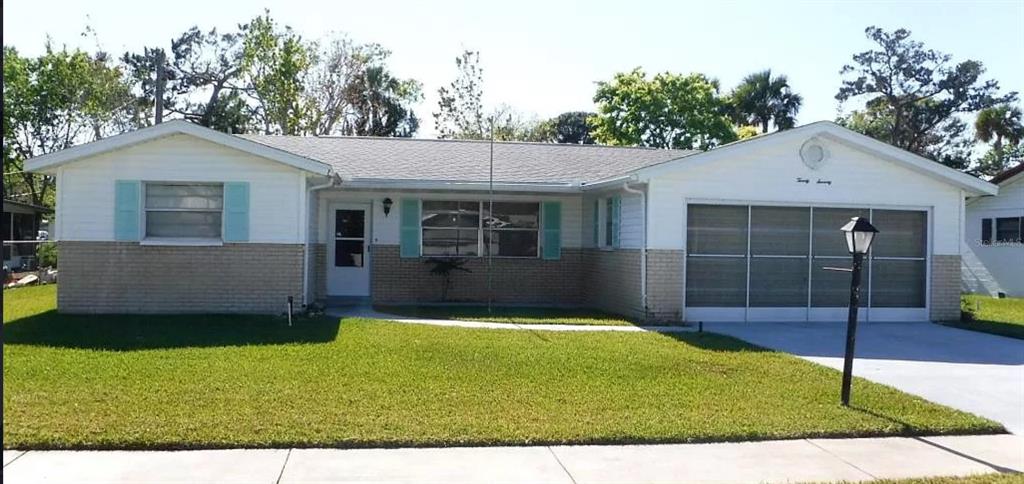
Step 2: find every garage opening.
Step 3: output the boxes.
[684,204,928,322]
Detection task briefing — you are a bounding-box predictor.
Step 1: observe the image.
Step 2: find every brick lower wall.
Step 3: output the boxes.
[370,245,583,305]
[930,254,962,322]
[582,249,643,319]
[646,250,684,322]
[58,241,303,314]
[312,243,327,301]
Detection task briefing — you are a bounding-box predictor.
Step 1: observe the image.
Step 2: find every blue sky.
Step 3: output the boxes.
[4,0,1022,138]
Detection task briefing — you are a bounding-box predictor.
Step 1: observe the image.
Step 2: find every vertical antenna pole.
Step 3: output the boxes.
[487,117,495,315]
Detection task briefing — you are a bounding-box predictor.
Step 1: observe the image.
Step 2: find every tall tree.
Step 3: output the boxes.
[590,68,737,150]
[346,65,422,137]
[729,69,802,133]
[534,111,596,144]
[973,105,1024,177]
[434,50,486,139]
[305,37,422,137]
[240,13,313,135]
[3,45,133,206]
[836,26,1016,170]
[123,27,251,132]
[975,105,1024,151]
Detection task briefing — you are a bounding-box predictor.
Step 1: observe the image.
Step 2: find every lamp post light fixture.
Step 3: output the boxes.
[838,216,879,407]
[382,197,393,217]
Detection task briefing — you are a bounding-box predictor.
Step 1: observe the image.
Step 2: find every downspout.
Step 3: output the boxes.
[303,173,337,307]
[622,180,648,320]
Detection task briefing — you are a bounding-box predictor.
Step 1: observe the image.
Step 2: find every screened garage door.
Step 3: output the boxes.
[685,204,928,322]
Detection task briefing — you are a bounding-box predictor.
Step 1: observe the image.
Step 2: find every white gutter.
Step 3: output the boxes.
[621,179,648,320]
[303,173,338,306]
[338,177,582,193]
[581,174,636,191]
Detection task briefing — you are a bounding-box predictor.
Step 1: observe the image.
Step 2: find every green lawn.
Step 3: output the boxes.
[955,295,1024,340]
[3,285,1002,450]
[374,304,637,326]
[833,473,1024,484]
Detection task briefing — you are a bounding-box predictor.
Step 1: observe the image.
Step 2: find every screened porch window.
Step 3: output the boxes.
[144,183,224,239]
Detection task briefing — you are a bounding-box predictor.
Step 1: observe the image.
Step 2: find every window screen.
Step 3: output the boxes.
[422,201,479,256]
[687,204,748,255]
[981,218,992,245]
[484,202,539,257]
[871,210,926,258]
[144,183,223,238]
[995,217,1022,244]
[685,256,747,307]
[749,257,809,307]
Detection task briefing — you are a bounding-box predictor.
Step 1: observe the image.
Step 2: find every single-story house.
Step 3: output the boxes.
[24,119,997,322]
[962,163,1024,297]
[3,199,51,270]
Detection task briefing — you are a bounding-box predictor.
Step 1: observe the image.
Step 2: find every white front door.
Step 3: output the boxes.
[327,204,371,297]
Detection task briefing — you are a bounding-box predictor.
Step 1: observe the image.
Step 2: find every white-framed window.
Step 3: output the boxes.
[144,182,224,239]
[604,197,614,248]
[420,200,540,258]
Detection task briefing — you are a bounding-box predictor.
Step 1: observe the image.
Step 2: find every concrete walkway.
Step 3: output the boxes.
[3,435,1021,483]
[329,306,695,333]
[707,321,1024,435]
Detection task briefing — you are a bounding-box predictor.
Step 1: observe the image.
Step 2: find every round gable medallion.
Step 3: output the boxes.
[800,139,829,170]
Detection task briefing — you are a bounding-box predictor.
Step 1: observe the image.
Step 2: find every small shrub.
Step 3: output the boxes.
[36,242,57,268]
[424,257,471,301]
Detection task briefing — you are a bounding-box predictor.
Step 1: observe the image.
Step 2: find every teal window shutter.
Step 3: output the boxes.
[223,182,250,242]
[542,201,562,260]
[611,196,622,248]
[400,199,421,257]
[592,199,599,246]
[114,180,141,241]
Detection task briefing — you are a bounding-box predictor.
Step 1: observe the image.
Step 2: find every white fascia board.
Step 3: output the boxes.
[631,121,998,196]
[338,177,582,193]
[25,120,332,176]
[580,174,640,191]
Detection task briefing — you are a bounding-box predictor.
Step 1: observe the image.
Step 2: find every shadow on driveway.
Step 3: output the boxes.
[707,321,1024,366]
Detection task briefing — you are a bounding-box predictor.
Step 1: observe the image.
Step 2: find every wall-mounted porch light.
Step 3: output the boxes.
[382,197,393,217]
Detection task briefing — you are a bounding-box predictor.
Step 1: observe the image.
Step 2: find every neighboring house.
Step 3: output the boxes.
[963,163,1024,297]
[3,199,51,270]
[24,120,996,322]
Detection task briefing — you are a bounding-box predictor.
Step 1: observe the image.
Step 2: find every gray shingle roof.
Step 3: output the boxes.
[237,135,695,184]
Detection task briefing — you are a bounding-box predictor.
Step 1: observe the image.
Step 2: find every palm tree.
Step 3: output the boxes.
[729,70,803,133]
[975,105,1024,151]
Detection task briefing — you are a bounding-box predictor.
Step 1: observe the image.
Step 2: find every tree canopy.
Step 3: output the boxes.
[3,45,134,206]
[836,26,1017,170]
[590,69,737,150]
[728,69,802,133]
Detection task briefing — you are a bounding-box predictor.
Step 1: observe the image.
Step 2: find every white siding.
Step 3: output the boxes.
[645,135,964,256]
[58,134,306,243]
[316,190,583,248]
[964,175,1024,296]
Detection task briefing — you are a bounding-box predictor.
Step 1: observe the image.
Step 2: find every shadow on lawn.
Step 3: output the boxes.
[3,310,341,350]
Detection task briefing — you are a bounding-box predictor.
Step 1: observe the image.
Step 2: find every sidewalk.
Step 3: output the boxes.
[328,306,696,333]
[4,434,1021,483]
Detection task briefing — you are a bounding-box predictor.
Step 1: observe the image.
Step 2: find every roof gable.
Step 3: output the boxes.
[24,120,332,176]
[634,121,997,196]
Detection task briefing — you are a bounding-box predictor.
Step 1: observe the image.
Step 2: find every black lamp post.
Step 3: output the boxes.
[838,216,879,407]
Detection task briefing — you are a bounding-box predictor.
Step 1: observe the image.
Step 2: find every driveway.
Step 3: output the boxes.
[706,321,1024,434]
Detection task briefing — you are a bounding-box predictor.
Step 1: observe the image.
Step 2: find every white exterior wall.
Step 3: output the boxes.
[316,190,584,247]
[964,175,1024,296]
[56,134,307,243]
[644,136,964,256]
